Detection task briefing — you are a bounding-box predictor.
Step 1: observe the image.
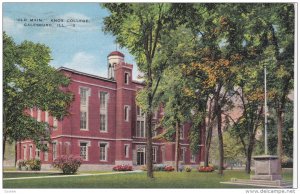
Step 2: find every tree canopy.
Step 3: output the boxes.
[3,33,73,153]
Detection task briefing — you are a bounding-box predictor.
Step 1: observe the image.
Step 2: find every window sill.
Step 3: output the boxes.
[100,130,108,133]
[80,128,89,131]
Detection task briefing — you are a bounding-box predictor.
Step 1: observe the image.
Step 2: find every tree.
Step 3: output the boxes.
[3,33,73,158]
[103,3,184,178]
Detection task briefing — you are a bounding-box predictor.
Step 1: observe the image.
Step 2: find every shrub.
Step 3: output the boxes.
[25,159,41,171]
[140,165,147,171]
[282,160,293,168]
[164,166,175,172]
[113,165,133,171]
[198,166,214,172]
[16,160,26,170]
[53,155,82,174]
[153,164,166,171]
[185,166,192,172]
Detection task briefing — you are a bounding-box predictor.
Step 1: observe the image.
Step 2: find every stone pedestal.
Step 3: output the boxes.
[250,155,282,181]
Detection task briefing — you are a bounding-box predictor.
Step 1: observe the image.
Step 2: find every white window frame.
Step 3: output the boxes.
[152,122,158,136]
[152,147,158,163]
[124,144,130,158]
[37,109,41,122]
[35,148,40,159]
[180,147,186,162]
[23,145,27,160]
[30,108,33,117]
[180,125,184,140]
[79,87,90,130]
[53,117,58,129]
[29,145,33,159]
[45,111,49,123]
[99,91,108,132]
[191,154,196,163]
[124,105,130,122]
[44,143,48,161]
[99,142,109,162]
[52,142,57,160]
[80,111,87,130]
[79,141,90,161]
[124,72,130,84]
[136,106,145,138]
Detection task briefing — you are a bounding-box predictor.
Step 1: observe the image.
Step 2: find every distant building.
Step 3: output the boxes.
[16,51,205,170]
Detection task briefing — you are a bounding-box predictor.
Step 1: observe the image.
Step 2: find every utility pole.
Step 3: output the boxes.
[264,65,268,155]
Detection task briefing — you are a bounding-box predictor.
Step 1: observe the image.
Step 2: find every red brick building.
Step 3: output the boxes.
[16,51,205,170]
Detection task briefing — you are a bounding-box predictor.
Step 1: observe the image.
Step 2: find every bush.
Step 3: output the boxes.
[282,160,293,168]
[164,166,175,172]
[113,165,133,171]
[153,164,166,171]
[140,165,147,171]
[198,166,214,172]
[53,155,82,174]
[185,166,192,172]
[16,160,27,170]
[25,159,41,171]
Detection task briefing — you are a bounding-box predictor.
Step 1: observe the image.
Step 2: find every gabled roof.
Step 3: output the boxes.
[57,67,116,83]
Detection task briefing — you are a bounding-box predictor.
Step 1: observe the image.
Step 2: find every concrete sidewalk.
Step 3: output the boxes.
[3,170,143,181]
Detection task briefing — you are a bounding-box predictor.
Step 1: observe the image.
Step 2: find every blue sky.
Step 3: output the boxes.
[3,2,139,78]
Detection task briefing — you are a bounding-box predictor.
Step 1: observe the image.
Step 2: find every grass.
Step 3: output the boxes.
[3,169,293,188]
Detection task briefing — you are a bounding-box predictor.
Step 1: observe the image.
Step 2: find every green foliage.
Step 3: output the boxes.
[3,33,73,151]
[25,159,41,171]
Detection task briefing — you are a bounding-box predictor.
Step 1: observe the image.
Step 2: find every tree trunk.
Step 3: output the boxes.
[245,134,255,174]
[3,134,7,159]
[15,141,17,166]
[204,99,213,167]
[146,110,154,178]
[204,125,213,167]
[277,109,283,170]
[217,105,224,175]
[175,120,181,171]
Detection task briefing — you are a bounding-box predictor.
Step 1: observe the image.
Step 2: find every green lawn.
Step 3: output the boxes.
[3,169,293,188]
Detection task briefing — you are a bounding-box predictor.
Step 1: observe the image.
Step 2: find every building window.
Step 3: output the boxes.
[152,122,157,136]
[44,144,48,161]
[137,106,141,116]
[125,72,129,84]
[53,117,58,129]
[180,148,185,162]
[136,105,145,138]
[80,88,88,106]
[80,142,88,161]
[45,111,49,123]
[80,87,89,130]
[35,149,40,159]
[30,108,33,117]
[124,105,130,122]
[191,154,196,163]
[124,145,129,158]
[100,143,108,161]
[100,92,107,109]
[136,121,145,138]
[100,92,108,132]
[152,147,157,163]
[37,109,41,122]
[23,146,27,160]
[100,114,106,131]
[52,142,57,160]
[180,125,184,140]
[80,111,87,129]
[29,145,33,159]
